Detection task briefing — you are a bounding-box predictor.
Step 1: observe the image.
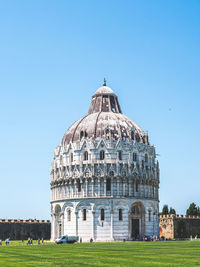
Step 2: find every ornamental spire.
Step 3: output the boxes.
[103,78,106,86]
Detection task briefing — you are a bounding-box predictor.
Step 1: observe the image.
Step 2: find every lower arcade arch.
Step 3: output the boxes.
[129,202,145,240]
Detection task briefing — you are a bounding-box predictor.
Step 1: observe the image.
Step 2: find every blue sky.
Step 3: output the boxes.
[0,0,199,219]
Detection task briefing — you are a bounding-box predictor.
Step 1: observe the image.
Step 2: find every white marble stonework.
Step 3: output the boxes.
[50,82,160,241]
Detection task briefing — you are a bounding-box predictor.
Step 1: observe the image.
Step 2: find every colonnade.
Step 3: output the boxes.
[51,177,159,201]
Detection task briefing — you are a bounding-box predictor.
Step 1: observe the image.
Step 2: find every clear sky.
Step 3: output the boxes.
[0,0,199,219]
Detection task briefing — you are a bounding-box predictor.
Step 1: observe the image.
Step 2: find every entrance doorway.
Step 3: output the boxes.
[131,219,139,239]
[129,202,145,240]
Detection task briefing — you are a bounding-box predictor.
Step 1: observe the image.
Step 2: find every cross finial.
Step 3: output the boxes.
[103,78,106,86]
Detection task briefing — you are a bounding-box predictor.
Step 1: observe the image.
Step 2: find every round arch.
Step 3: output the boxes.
[129,202,145,240]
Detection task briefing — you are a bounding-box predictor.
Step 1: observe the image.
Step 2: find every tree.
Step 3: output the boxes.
[169,207,176,214]
[186,203,200,216]
[162,205,169,215]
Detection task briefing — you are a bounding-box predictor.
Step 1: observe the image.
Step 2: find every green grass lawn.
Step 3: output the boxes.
[0,241,200,266]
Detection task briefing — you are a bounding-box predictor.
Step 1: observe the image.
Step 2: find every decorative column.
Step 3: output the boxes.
[80,180,83,198]
[104,178,107,196]
[51,213,55,241]
[110,209,114,240]
[60,212,64,236]
[98,178,101,197]
[86,179,88,197]
[117,178,120,196]
[138,181,140,198]
[132,179,135,197]
[75,179,78,198]
[92,178,95,197]
[128,178,131,196]
[69,180,72,198]
[150,184,152,198]
[66,183,68,198]
[82,180,85,197]
[92,210,95,239]
[143,183,146,198]
[75,211,78,236]
[111,177,113,197]
[123,179,126,196]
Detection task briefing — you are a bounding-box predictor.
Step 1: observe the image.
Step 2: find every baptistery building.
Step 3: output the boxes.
[50,81,160,241]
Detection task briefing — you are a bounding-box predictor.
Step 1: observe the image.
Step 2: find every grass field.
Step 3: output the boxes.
[0,241,200,266]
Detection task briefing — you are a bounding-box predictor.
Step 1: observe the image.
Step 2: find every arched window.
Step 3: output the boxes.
[82,209,87,221]
[70,153,73,162]
[136,182,139,192]
[55,205,61,215]
[67,210,71,221]
[145,154,148,163]
[148,209,151,222]
[135,133,140,142]
[84,151,88,161]
[100,150,105,160]
[131,131,134,140]
[100,208,105,221]
[118,151,122,160]
[132,206,140,215]
[80,131,84,140]
[119,209,123,221]
[106,178,111,191]
[133,152,137,161]
[142,160,144,169]
[77,180,81,192]
[80,130,87,139]
[109,171,114,177]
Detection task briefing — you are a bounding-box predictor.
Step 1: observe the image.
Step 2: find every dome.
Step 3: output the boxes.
[94,85,115,96]
[61,84,148,146]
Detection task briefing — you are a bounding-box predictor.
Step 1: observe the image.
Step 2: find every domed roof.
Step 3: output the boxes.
[94,86,115,96]
[61,83,148,146]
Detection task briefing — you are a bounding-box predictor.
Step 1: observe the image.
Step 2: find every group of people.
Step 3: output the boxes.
[26,237,44,245]
[37,237,44,244]
[27,237,33,245]
[143,235,159,241]
[0,238,10,245]
[190,235,198,241]
[79,237,93,243]
[0,237,45,246]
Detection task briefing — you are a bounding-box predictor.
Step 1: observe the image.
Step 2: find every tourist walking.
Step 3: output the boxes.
[27,237,30,245]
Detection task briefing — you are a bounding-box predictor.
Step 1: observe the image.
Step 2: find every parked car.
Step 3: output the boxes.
[55,235,79,244]
[55,236,62,243]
